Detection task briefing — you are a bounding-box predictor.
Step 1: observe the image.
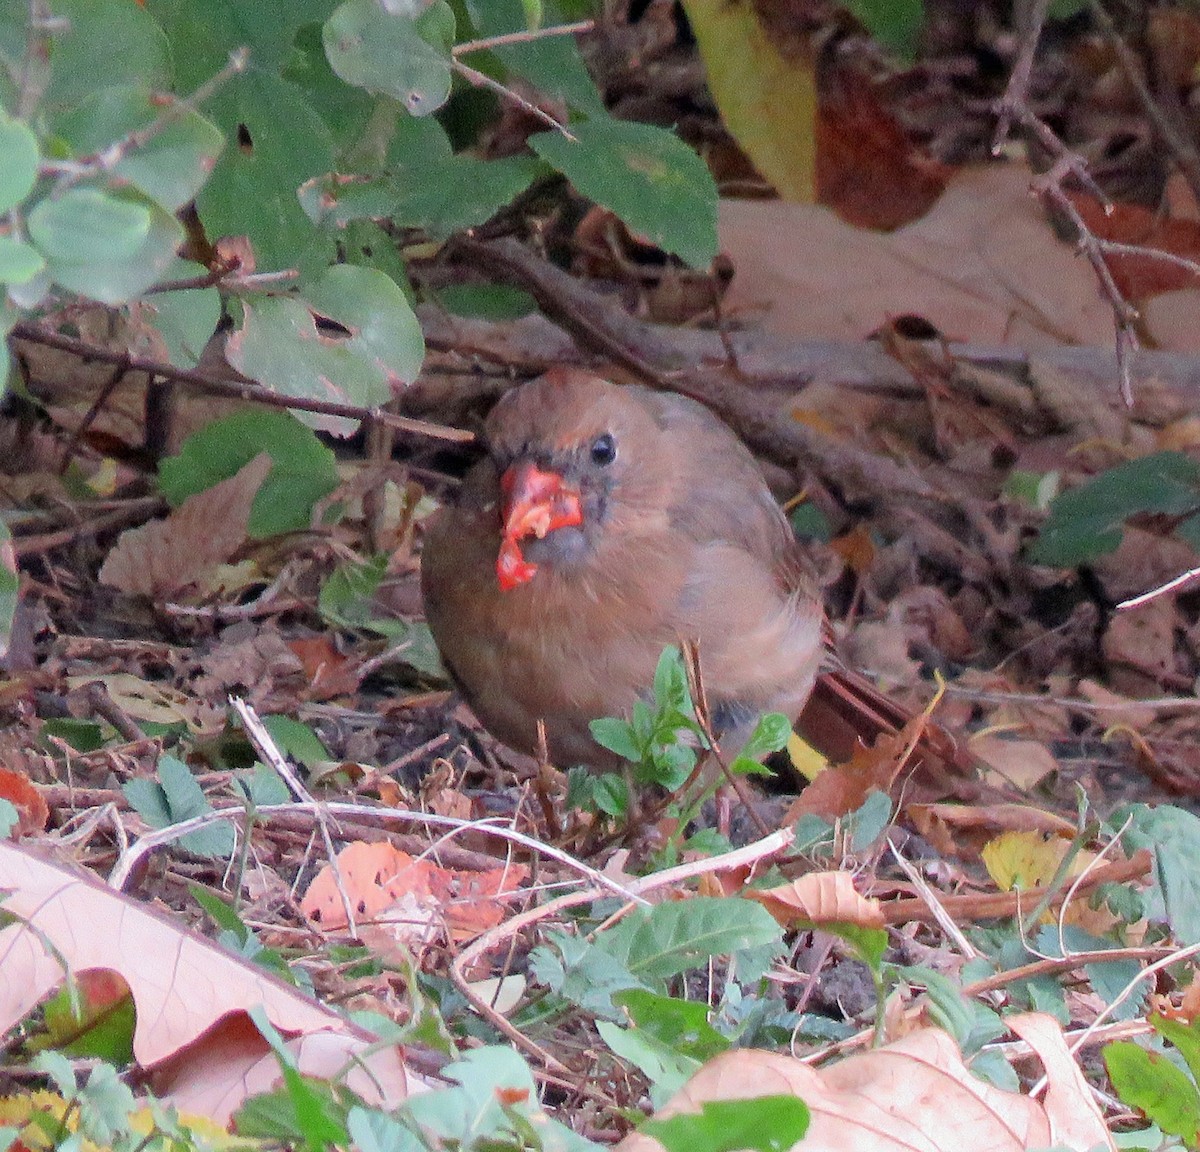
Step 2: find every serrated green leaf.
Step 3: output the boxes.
[529,115,718,268]
[347,1108,422,1152]
[1030,451,1200,566]
[1122,805,1200,946]
[739,712,792,758]
[160,409,339,539]
[589,717,643,762]
[597,897,782,983]
[324,0,453,116]
[0,111,38,213]
[122,754,235,858]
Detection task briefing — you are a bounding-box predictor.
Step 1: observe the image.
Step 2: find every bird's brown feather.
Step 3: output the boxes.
[420,370,824,770]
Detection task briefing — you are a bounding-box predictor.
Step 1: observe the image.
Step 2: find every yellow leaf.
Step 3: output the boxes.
[680,0,817,201]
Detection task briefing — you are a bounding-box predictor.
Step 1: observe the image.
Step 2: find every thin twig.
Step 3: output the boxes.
[450,59,575,139]
[452,20,594,57]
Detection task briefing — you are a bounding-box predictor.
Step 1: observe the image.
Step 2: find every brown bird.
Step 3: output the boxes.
[420,368,825,773]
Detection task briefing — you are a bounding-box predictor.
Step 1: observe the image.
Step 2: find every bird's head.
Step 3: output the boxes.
[485,370,668,590]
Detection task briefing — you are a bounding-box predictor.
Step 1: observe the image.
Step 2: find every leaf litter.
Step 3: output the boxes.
[9,5,1200,1151]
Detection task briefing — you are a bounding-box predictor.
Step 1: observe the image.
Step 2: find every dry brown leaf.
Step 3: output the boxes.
[617,1015,1112,1152]
[721,163,1118,346]
[99,453,272,598]
[971,735,1059,791]
[748,870,885,929]
[0,840,417,1121]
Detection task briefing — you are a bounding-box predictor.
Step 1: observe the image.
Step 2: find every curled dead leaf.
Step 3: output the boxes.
[617,1015,1112,1152]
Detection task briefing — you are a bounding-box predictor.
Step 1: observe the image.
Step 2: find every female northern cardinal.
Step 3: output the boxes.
[420,369,825,771]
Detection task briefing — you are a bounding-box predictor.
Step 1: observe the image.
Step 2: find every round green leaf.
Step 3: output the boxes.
[0,112,38,213]
[27,188,152,264]
[143,261,221,368]
[35,198,183,306]
[324,0,453,116]
[529,115,718,269]
[0,237,46,286]
[58,86,224,211]
[227,267,424,436]
[304,264,425,384]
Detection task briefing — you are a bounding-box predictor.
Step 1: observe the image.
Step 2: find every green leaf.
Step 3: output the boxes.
[241,1009,350,1152]
[347,1108,423,1152]
[589,717,643,762]
[1030,451,1200,565]
[640,1097,810,1152]
[44,0,170,110]
[1121,804,1200,946]
[142,267,222,369]
[597,897,783,983]
[597,1020,700,1106]
[464,0,604,115]
[0,111,38,213]
[28,188,152,264]
[842,0,924,61]
[614,988,731,1060]
[0,237,46,286]
[436,284,536,320]
[30,193,184,305]
[1153,1015,1200,1087]
[76,1063,137,1146]
[324,0,453,116]
[1105,1041,1200,1145]
[233,763,292,808]
[159,409,339,539]
[739,712,792,759]
[261,714,330,769]
[593,772,629,817]
[57,86,225,211]
[122,754,235,858]
[227,266,423,436]
[142,0,340,278]
[529,115,719,269]
[39,981,136,1065]
[0,800,18,840]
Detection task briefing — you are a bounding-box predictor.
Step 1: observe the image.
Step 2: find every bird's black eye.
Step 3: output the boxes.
[589,432,617,466]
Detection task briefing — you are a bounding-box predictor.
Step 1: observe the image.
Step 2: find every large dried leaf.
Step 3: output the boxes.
[721,163,1118,346]
[618,1015,1112,1152]
[99,453,271,598]
[0,840,418,1121]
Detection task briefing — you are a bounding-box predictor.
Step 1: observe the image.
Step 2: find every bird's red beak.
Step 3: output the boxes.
[496,460,583,590]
